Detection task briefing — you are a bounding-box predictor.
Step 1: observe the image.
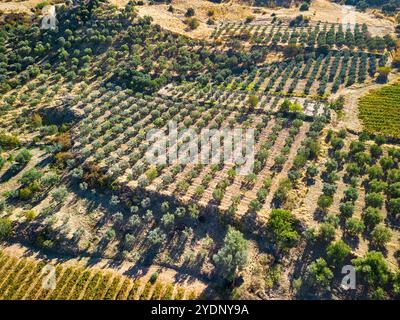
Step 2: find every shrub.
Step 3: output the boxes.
[319,222,336,242]
[323,183,337,197]
[245,15,255,23]
[248,199,261,213]
[212,188,224,203]
[256,188,268,203]
[299,2,309,11]
[352,251,391,287]
[104,229,116,242]
[363,207,383,229]
[0,218,12,239]
[273,179,292,205]
[365,193,384,208]
[174,287,185,300]
[51,186,68,203]
[207,18,215,25]
[194,186,205,198]
[150,282,163,300]
[149,272,159,284]
[267,209,300,252]
[31,113,43,128]
[248,94,259,109]
[145,166,158,181]
[371,287,386,300]
[317,195,333,211]
[161,213,174,228]
[35,1,49,10]
[19,187,34,200]
[368,179,387,193]
[0,134,20,150]
[15,148,32,166]
[326,240,351,266]
[24,210,37,221]
[368,165,384,180]
[185,7,195,17]
[124,233,135,249]
[345,217,365,237]
[307,258,333,289]
[19,168,43,186]
[41,125,58,136]
[344,187,358,202]
[324,214,340,227]
[393,271,400,296]
[147,228,166,245]
[377,66,391,83]
[388,198,400,216]
[185,17,199,30]
[127,280,141,300]
[41,173,60,187]
[0,199,6,212]
[340,201,354,217]
[369,144,382,158]
[370,225,391,247]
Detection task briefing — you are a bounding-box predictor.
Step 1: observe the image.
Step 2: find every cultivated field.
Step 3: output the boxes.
[0,248,199,300]
[0,0,400,301]
[359,80,400,138]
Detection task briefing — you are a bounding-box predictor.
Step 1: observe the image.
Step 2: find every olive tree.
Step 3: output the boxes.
[307,258,333,290]
[352,251,391,287]
[212,226,248,282]
[267,209,300,252]
[326,240,351,267]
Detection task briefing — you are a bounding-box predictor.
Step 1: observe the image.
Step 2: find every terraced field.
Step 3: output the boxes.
[212,21,395,54]
[0,0,399,301]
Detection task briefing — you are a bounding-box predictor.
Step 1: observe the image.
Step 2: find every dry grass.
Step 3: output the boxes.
[0,0,51,13]
[133,0,254,39]
[130,0,395,39]
[1,0,395,38]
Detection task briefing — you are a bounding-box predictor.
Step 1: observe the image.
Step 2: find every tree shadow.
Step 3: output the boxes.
[0,165,22,183]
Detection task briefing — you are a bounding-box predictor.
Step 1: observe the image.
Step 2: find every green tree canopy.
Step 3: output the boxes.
[352,251,391,287]
[326,240,351,267]
[267,209,300,252]
[307,258,333,289]
[212,226,249,282]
